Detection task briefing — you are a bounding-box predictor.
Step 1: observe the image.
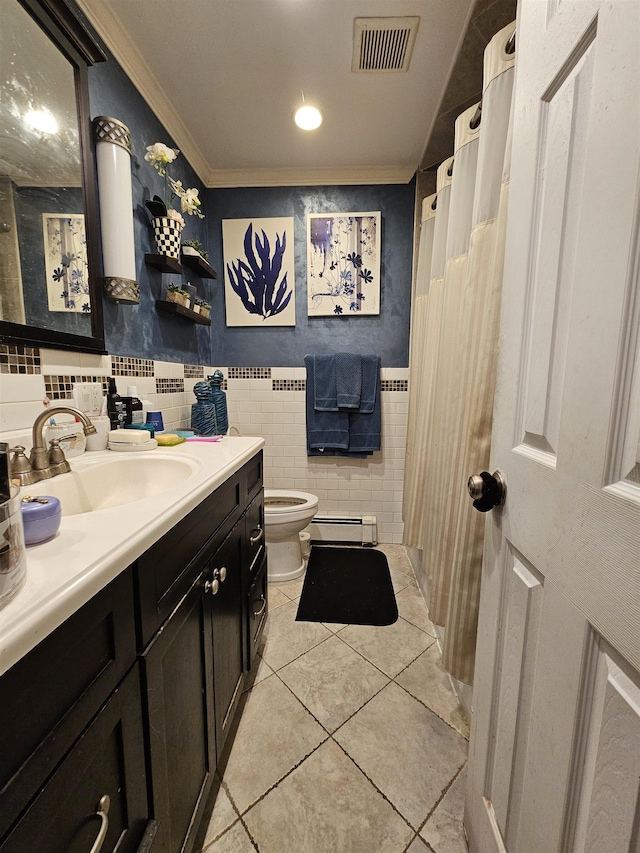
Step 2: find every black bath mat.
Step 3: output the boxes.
[296,546,398,627]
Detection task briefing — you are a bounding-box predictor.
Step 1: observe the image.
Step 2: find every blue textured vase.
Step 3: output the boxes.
[208,371,228,435]
[191,381,218,434]
[191,403,218,435]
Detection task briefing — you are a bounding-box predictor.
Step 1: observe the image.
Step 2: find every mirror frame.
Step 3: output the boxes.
[0,0,107,353]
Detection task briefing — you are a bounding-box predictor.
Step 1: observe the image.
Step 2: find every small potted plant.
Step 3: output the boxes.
[144,142,204,259]
[182,240,209,262]
[200,301,211,320]
[192,297,203,315]
[166,283,190,307]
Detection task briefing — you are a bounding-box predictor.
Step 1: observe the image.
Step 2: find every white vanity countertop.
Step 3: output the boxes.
[0,436,265,677]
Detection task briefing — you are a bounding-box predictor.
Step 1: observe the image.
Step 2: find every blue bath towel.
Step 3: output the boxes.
[359,354,379,414]
[313,355,337,411]
[305,356,349,450]
[346,356,381,451]
[305,354,381,457]
[335,352,362,409]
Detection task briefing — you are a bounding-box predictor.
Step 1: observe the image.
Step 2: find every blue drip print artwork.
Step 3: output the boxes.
[42,214,90,313]
[223,216,296,326]
[307,212,381,316]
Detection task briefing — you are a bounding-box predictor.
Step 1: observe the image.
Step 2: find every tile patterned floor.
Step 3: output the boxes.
[197,544,469,853]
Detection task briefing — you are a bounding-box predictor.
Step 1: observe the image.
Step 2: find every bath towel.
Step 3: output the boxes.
[359,354,379,414]
[305,354,381,457]
[335,352,362,409]
[305,356,349,450]
[345,355,381,452]
[313,353,363,410]
[312,355,337,411]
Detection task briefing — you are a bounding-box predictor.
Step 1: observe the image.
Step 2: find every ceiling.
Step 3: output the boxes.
[77,0,476,188]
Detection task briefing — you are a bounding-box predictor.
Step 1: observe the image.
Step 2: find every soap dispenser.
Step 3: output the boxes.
[106,377,122,429]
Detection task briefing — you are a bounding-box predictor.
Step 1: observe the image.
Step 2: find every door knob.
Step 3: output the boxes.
[468,470,506,512]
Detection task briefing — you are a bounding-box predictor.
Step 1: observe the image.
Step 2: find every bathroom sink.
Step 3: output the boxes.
[19,453,201,517]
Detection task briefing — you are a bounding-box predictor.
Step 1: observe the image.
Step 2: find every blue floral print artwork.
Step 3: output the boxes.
[223,217,296,326]
[307,212,381,316]
[43,214,90,313]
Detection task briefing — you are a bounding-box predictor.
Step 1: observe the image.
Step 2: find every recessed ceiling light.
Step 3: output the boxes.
[25,108,58,134]
[294,105,322,131]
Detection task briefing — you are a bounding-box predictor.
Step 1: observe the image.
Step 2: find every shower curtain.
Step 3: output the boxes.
[403,21,516,684]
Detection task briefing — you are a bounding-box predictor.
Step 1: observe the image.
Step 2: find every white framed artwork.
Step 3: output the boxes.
[307,211,381,316]
[42,213,90,313]
[223,216,296,327]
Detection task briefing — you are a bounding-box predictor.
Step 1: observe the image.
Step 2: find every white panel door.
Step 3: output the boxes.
[465,1,640,851]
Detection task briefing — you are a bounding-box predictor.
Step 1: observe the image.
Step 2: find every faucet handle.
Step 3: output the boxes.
[10,446,32,476]
[48,438,67,465]
[9,446,44,486]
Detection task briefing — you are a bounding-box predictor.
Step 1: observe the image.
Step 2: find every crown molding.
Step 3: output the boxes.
[206,165,416,188]
[76,0,210,185]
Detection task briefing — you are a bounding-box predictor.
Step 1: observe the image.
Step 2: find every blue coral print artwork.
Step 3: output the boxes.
[223,217,296,326]
[42,214,90,313]
[307,212,381,316]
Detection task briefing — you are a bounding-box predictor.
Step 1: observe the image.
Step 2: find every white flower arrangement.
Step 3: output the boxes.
[144,142,204,223]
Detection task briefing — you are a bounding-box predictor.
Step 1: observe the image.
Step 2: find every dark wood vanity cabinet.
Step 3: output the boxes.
[141,572,215,853]
[0,450,266,853]
[140,456,266,853]
[0,568,152,853]
[137,452,266,853]
[1,665,149,853]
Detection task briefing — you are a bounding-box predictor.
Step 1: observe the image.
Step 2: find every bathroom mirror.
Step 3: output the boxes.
[0,0,106,353]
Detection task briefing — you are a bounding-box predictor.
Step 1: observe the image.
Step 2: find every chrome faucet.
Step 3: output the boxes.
[29,406,97,479]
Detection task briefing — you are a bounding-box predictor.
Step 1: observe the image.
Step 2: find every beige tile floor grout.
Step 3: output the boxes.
[198,544,470,853]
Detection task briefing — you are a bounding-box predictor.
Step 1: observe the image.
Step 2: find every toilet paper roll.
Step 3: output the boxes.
[85,416,110,451]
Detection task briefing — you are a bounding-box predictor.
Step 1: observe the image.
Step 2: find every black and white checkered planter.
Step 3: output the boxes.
[152,217,183,259]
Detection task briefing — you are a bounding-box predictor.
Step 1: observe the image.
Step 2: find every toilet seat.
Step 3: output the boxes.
[264,490,318,514]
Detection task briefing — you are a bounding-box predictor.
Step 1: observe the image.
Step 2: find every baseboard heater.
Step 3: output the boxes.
[307,515,377,546]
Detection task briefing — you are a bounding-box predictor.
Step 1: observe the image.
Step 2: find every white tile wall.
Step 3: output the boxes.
[224,367,408,544]
[0,351,408,543]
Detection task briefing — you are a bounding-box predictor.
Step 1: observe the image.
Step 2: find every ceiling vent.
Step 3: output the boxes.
[352,17,420,73]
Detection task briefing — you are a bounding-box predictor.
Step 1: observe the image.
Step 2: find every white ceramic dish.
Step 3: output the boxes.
[108,438,158,451]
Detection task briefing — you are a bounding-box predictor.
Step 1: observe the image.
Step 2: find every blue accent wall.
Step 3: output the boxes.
[207,184,415,367]
[88,52,210,363]
[85,43,415,367]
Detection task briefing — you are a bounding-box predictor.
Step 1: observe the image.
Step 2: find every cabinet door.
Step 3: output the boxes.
[246,551,268,670]
[0,567,136,841]
[243,489,264,578]
[136,474,243,649]
[0,664,148,853]
[209,526,245,760]
[142,574,215,853]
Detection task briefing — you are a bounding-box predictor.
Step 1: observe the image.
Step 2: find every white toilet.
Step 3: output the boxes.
[264,489,319,582]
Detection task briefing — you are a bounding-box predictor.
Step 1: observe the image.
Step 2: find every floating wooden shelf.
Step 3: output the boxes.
[145,253,183,274]
[181,252,218,279]
[155,300,211,325]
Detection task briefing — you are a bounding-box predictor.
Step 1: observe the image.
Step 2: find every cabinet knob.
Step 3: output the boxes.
[204,578,220,595]
[212,567,227,583]
[250,527,264,546]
